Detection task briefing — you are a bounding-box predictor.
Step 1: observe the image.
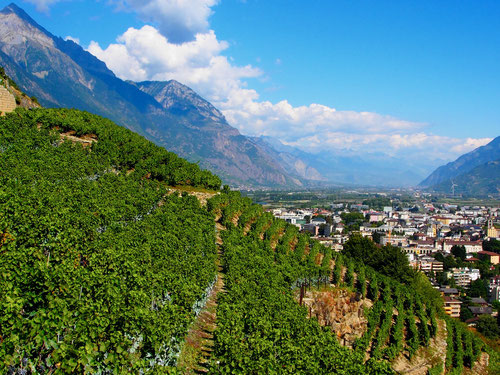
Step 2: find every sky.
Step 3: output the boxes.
[2,0,499,166]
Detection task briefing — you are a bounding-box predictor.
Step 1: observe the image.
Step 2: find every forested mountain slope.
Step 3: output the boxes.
[0,108,492,373]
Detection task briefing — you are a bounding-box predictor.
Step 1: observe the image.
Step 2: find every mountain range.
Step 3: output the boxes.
[0,3,304,188]
[0,3,487,189]
[419,136,500,197]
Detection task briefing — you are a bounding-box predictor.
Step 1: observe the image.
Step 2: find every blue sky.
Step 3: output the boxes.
[2,0,499,165]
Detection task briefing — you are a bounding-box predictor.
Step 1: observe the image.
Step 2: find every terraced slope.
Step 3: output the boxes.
[0,108,492,374]
[0,108,221,373]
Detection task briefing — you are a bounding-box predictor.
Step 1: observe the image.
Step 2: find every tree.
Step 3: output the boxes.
[468,279,488,298]
[372,231,383,244]
[451,245,466,261]
[475,315,500,339]
[434,252,445,262]
[483,238,500,254]
[460,305,474,322]
[443,255,458,271]
[343,234,416,284]
[435,271,449,285]
[340,212,364,231]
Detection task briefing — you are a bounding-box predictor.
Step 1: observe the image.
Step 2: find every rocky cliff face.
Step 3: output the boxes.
[135,80,229,127]
[133,80,297,187]
[300,288,370,347]
[0,3,300,188]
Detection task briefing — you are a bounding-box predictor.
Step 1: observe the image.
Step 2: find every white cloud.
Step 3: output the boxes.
[87,24,491,164]
[283,132,492,161]
[84,5,492,167]
[23,0,60,12]
[88,26,260,101]
[221,99,425,139]
[64,35,80,44]
[109,0,218,43]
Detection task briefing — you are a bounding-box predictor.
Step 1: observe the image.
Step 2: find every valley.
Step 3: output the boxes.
[0,2,499,374]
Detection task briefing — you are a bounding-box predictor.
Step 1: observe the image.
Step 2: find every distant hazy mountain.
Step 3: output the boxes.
[0,3,299,187]
[250,136,324,182]
[419,136,500,187]
[252,135,433,187]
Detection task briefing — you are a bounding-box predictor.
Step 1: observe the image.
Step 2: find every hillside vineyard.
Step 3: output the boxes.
[0,109,486,373]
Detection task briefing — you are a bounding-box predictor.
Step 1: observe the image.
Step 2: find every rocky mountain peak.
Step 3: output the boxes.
[0,3,54,49]
[134,80,227,125]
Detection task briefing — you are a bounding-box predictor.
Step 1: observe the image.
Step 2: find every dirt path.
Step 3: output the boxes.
[177,219,225,373]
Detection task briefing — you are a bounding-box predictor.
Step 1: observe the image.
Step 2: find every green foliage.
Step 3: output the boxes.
[5,108,222,190]
[427,363,443,375]
[0,65,20,90]
[475,315,500,340]
[0,109,221,372]
[356,264,367,297]
[445,317,484,372]
[344,258,355,288]
[332,254,344,286]
[451,245,466,261]
[343,234,416,285]
[362,196,391,211]
[483,238,500,253]
[340,212,365,231]
[208,202,393,374]
[406,314,420,358]
[468,278,489,299]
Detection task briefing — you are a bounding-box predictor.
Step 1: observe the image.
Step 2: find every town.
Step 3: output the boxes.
[258,190,500,332]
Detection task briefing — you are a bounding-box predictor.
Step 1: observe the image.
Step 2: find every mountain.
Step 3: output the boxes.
[253,136,433,187]
[250,136,325,182]
[0,3,298,188]
[429,159,500,197]
[419,136,500,187]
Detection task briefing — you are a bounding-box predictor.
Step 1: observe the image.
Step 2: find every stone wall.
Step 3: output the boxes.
[0,86,17,115]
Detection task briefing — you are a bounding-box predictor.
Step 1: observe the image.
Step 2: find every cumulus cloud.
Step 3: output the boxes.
[283,133,492,161]
[87,23,490,164]
[221,99,425,139]
[88,26,260,101]
[64,35,80,44]
[109,0,218,43]
[83,2,493,167]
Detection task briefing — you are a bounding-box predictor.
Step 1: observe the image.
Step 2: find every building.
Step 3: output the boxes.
[477,251,500,265]
[440,288,460,298]
[446,268,480,287]
[490,286,500,302]
[0,85,16,116]
[442,240,483,254]
[470,297,488,306]
[368,212,385,223]
[468,306,493,317]
[380,235,408,247]
[487,219,499,238]
[433,216,453,226]
[443,296,462,318]
[302,223,319,236]
[416,257,443,273]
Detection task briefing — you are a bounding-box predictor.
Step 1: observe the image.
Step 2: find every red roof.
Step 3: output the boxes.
[444,240,482,245]
[465,257,479,262]
[478,251,500,257]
